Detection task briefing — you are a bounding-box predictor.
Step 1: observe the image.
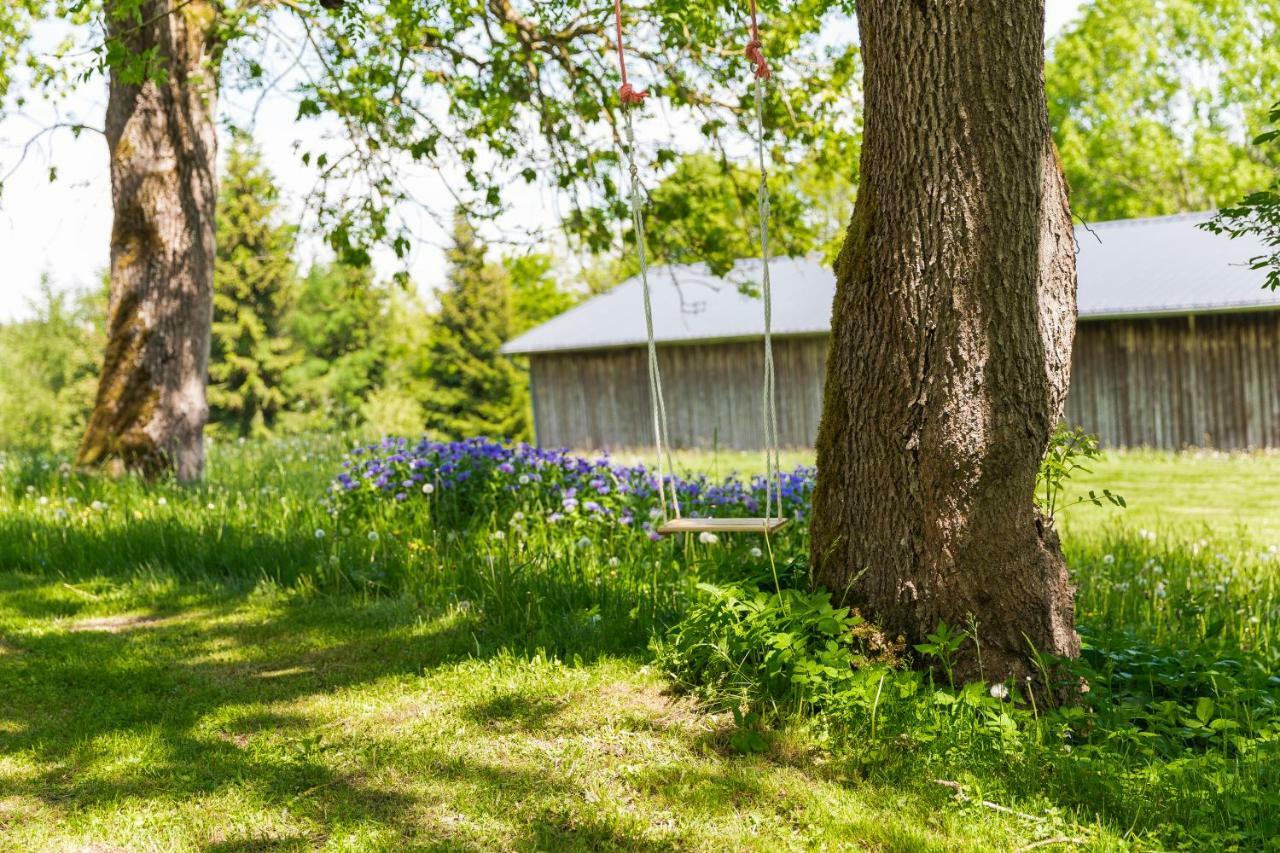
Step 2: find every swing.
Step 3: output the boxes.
[613,0,786,538]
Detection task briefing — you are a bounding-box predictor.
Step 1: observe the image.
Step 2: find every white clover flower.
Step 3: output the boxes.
[698,531,718,545]
[989,683,1009,700]
[37,496,48,506]
[157,497,167,506]
[422,483,435,495]
[206,502,216,510]
[750,547,763,559]
[367,531,380,543]
[576,537,592,550]
[314,529,326,539]
[1102,554,1115,565]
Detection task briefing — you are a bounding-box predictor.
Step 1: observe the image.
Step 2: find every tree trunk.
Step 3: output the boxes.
[811,0,1079,685]
[77,1,219,482]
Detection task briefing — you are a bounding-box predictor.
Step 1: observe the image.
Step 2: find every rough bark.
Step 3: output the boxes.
[77,0,219,482]
[811,0,1079,684]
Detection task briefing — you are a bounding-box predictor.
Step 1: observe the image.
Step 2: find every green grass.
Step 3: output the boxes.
[0,440,1277,850]
[0,574,1058,851]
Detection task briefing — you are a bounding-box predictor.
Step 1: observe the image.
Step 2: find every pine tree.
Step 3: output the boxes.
[208,138,300,438]
[422,213,529,441]
[285,261,394,431]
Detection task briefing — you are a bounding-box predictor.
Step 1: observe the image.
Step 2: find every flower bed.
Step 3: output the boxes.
[330,436,814,539]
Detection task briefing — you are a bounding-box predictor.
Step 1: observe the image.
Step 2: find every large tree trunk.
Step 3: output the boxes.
[77,1,219,482]
[811,1,1079,684]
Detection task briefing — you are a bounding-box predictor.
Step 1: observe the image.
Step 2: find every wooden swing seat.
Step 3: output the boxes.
[657,517,789,536]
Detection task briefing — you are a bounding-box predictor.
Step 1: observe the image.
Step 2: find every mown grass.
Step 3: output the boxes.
[0,439,1277,850]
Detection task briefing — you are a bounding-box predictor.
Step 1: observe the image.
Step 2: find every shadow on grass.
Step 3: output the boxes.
[0,567,721,849]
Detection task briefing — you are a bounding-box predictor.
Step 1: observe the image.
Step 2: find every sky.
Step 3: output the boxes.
[0,0,1089,321]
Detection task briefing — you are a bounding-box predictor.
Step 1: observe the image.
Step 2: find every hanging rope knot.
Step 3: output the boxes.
[745,39,771,80]
[618,82,649,106]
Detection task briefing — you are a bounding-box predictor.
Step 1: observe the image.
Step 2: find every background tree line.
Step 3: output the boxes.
[0,138,576,451]
[1,0,1277,459]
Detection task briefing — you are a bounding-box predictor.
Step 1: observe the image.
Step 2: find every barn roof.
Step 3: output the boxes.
[502,212,1277,355]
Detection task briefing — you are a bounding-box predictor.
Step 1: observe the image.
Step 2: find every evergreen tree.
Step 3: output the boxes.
[422,213,528,441]
[284,262,393,432]
[209,139,299,438]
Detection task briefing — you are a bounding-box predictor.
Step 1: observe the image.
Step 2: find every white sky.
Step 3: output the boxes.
[0,1,1088,321]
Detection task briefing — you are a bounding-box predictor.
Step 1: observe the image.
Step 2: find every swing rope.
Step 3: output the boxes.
[612,0,782,527]
[747,0,782,523]
[614,0,680,522]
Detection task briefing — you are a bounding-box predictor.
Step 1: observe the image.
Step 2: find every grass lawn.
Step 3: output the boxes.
[0,439,1276,850]
[0,575,1054,851]
[1062,450,1280,543]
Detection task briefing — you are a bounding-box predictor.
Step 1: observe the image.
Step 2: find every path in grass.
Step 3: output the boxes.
[0,574,1077,851]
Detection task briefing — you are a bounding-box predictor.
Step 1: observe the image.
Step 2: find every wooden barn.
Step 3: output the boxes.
[503,213,1280,450]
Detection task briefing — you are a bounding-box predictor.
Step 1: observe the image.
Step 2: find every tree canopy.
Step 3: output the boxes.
[1047,0,1280,222]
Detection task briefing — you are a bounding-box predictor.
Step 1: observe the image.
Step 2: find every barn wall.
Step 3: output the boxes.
[528,337,828,450]
[1065,312,1280,449]
[528,312,1280,450]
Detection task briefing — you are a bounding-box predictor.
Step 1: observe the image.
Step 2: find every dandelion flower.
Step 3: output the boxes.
[698,531,718,545]
[576,536,592,549]
[518,474,530,485]
[367,531,380,543]
[157,497,167,507]
[422,483,435,495]
[54,508,67,520]
[989,683,1009,700]
[492,530,506,541]
[750,547,763,559]
[608,557,620,568]
[90,500,106,512]
[314,529,326,539]
[37,496,48,506]
[1102,554,1115,565]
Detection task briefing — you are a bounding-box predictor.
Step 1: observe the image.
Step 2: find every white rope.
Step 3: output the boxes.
[623,111,681,521]
[753,77,782,522]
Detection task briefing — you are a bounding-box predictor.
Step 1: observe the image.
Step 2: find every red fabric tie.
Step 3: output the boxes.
[745,0,771,80]
[613,0,648,106]
[745,40,771,80]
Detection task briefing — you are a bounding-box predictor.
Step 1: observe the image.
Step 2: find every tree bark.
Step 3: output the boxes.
[77,0,219,482]
[811,0,1079,684]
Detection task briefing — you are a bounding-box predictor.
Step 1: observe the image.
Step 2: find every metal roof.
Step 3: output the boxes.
[502,212,1277,355]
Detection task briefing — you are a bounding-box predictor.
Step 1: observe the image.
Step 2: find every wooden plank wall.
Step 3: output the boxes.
[529,337,828,450]
[1065,312,1280,449]
[529,312,1280,450]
